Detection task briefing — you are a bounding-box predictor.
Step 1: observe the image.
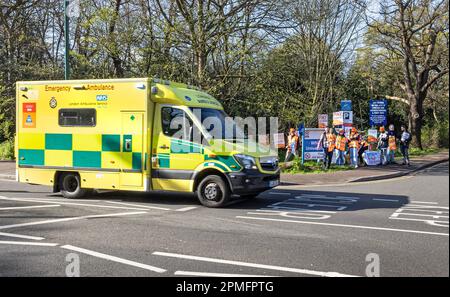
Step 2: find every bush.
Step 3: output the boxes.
[0,140,14,160]
[422,122,449,148]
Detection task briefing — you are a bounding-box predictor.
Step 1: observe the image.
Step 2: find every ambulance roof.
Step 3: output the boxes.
[17,78,224,110]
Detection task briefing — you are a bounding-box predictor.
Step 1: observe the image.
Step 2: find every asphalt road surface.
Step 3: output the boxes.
[0,162,448,277]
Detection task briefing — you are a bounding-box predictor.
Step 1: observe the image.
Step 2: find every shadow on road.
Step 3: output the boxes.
[45,187,410,213]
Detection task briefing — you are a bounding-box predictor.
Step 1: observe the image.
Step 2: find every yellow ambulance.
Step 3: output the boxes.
[15,78,280,207]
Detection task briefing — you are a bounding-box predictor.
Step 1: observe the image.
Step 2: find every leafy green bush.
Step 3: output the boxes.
[0,140,14,160]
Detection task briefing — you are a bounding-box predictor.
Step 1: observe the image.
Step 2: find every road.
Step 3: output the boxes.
[0,162,448,277]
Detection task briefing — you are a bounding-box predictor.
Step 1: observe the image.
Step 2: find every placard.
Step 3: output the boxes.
[364,151,381,166]
[332,111,343,126]
[318,114,328,128]
[273,133,285,148]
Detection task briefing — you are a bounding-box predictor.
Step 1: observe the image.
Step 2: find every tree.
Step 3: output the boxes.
[367,0,449,149]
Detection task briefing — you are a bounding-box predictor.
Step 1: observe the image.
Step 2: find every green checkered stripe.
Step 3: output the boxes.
[156,138,241,172]
[19,133,144,171]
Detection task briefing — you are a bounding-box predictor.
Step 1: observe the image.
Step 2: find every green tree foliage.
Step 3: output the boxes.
[0,0,448,156]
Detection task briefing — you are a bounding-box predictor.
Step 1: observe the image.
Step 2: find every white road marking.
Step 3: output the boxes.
[373,199,400,202]
[0,196,148,211]
[268,192,292,196]
[0,204,60,211]
[61,245,166,273]
[175,206,198,212]
[153,251,358,277]
[250,211,332,220]
[411,201,439,205]
[236,216,449,237]
[0,241,58,247]
[0,211,147,230]
[174,271,278,277]
[0,232,45,241]
[104,201,171,211]
[256,209,336,214]
[389,204,449,227]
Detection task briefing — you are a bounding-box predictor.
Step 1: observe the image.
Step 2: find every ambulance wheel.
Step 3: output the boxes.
[197,175,230,208]
[60,173,88,199]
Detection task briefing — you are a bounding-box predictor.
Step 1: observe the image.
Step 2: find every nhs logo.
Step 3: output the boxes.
[96,95,108,101]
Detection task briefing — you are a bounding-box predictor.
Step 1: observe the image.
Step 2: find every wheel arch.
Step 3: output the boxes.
[53,171,80,193]
[192,168,231,193]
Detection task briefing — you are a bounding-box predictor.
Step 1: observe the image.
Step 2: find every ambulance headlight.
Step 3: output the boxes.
[234,154,257,170]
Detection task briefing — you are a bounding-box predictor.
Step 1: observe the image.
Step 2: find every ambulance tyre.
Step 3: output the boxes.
[60,173,88,199]
[197,175,230,208]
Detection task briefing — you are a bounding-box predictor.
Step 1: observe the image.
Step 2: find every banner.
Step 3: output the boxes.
[364,151,381,166]
[369,99,388,127]
[302,128,325,162]
[318,114,328,128]
[332,111,343,126]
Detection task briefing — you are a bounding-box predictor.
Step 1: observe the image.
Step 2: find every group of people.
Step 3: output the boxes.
[316,127,368,169]
[285,124,412,169]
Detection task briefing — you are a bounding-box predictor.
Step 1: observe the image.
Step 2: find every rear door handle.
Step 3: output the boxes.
[159,145,169,150]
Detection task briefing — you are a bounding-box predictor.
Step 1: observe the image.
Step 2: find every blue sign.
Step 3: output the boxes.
[301,128,325,164]
[96,95,108,101]
[341,100,352,111]
[364,151,381,166]
[369,99,388,127]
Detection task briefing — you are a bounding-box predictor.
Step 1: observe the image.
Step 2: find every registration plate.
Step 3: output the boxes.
[269,180,279,187]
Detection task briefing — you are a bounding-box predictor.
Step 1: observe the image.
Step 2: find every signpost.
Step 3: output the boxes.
[341,100,352,111]
[369,99,388,127]
[343,110,353,127]
[301,128,325,164]
[64,0,70,80]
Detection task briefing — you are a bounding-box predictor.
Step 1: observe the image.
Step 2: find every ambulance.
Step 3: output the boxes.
[15,78,280,207]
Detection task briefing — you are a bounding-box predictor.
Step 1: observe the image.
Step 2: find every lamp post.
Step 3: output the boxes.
[64,0,70,80]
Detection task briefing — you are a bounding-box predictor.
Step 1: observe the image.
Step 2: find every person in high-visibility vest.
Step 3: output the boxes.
[335,129,348,166]
[358,136,370,166]
[348,127,361,168]
[285,128,299,162]
[317,127,336,170]
[387,124,397,164]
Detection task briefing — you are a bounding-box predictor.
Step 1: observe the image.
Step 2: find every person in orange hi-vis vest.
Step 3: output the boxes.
[317,127,336,170]
[349,127,361,168]
[387,124,397,164]
[334,129,348,166]
[285,128,299,162]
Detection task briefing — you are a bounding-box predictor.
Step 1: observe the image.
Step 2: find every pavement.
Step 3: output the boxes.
[0,161,448,277]
[281,151,449,185]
